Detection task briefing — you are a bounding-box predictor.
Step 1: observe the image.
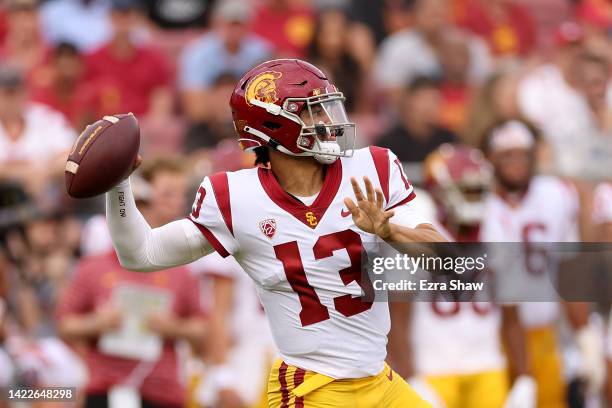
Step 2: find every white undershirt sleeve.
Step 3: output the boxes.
[389,202,432,229]
[105,178,213,272]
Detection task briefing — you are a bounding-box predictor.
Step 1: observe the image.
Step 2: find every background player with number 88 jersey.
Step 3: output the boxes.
[388,144,536,408]
[104,59,446,407]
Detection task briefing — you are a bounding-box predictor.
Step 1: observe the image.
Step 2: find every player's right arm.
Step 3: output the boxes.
[106,178,214,272]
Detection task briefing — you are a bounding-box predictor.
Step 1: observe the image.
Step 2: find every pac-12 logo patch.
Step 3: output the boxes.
[245,71,282,106]
[259,218,277,238]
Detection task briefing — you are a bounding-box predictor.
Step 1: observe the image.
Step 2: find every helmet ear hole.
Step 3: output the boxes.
[262,121,282,131]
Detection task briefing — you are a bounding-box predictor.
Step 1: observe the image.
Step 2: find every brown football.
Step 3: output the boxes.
[65,113,140,198]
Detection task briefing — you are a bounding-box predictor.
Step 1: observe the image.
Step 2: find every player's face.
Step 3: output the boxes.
[490,148,533,192]
[300,104,332,126]
[299,104,336,141]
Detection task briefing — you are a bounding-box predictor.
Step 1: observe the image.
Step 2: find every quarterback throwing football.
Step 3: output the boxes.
[105,59,444,407]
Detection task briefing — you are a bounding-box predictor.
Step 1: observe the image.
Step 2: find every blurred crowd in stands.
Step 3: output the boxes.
[0,0,609,407]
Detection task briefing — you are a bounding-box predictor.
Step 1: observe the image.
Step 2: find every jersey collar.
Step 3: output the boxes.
[258,159,343,229]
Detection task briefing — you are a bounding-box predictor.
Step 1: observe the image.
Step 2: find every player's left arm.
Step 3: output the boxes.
[346,148,446,245]
[344,176,446,245]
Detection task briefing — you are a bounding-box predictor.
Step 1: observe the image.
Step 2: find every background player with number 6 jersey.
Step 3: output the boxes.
[480,120,606,408]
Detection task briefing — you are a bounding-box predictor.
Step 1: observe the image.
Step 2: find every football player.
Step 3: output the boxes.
[191,252,275,408]
[479,120,605,408]
[389,144,536,408]
[591,182,612,404]
[104,59,445,407]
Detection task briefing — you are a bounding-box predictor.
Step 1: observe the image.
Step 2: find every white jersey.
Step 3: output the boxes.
[411,301,504,375]
[480,175,579,328]
[407,191,505,375]
[189,254,275,405]
[591,183,612,358]
[189,253,273,348]
[593,182,612,225]
[189,147,424,378]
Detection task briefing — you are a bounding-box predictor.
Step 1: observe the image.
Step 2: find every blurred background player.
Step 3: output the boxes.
[480,119,606,408]
[590,182,612,404]
[191,253,275,408]
[421,144,491,241]
[388,144,536,408]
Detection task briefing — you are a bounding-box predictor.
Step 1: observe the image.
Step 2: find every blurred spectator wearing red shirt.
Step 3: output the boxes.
[251,0,315,57]
[457,0,536,57]
[84,0,173,117]
[0,0,48,78]
[30,42,96,129]
[57,157,207,408]
[57,253,205,408]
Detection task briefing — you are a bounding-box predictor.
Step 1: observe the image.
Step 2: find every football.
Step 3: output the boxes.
[65,113,140,199]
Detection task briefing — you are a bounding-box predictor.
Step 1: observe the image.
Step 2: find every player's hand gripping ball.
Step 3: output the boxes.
[65,113,140,198]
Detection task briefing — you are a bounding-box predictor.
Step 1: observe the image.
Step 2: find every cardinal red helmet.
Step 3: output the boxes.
[423,144,492,226]
[229,59,355,164]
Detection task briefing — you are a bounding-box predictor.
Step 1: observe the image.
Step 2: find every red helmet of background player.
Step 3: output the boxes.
[229,59,356,164]
[423,144,492,227]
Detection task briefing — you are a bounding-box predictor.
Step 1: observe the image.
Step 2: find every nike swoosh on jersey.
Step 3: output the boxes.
[341,209,351,217]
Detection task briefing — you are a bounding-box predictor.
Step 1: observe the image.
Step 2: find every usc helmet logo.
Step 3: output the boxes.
[245,71,283,106]
[305,211,318,227]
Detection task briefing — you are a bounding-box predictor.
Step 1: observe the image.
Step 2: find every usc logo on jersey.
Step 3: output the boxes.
[245,71,283,106]
[305,211,318,227]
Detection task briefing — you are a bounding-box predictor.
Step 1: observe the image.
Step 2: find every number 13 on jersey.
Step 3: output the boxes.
[273,230,374,326]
